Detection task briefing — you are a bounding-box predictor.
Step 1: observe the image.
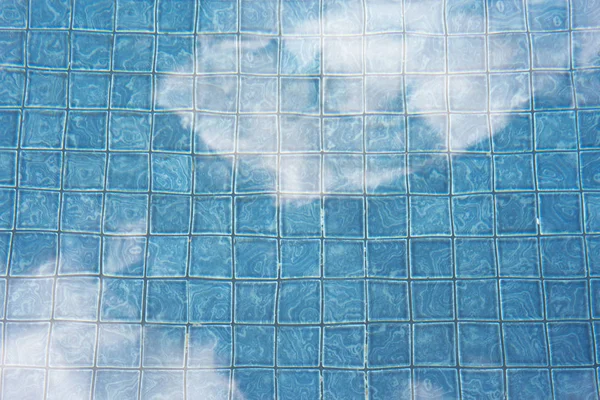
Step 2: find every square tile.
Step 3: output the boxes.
[500,279,544,320]
[538,194,583,235]
[16,190,60,230]
[0,69,25,106]
[452,195,494,237]
[527,0,568,30]
[534,111,577,150]
[0,189,14,229]
[277,326,320,367]
[27,31,68,69]
[367,196,408,238]
[408,154,449,194]
[187,325,232,367]
[503,322,548,366]
[324,325,365,368]
[408,114,447,152]
[4,322,50,365]
[10,232,57,276]
[150,195,191,234]
[413,323,456,366]
[241,35,278,74]
[574,70,600,108]
[281,0,320,34]
[532,32,570,70]
[281,37,321,75]
[581,151,600,189]
[239,76,277,113]
[448,75,488,112]
[323,280,365,323]
[506,369,551,400]
[145,280,188,323]
[323,77,364,115]
[410,238,452,278]
[458,323,502,367]
[156,35,194,73]
[278,280,320,324]
[548,322,594,366]
[116,0,154,31]
[152,113,192,152]
[278,370,320,400]
[456,280,499,320]
[324,240,364,278]
[63,152,106,190]
[405,75,447,113]
[102,236,146,277]
[323,0,364,34]
[107,153,149,192]
[324,154,363,194]
[151,154,192,194]
[71,32,112,71]
[235,237,278,279]
[58,234,101,275]
[497,237,540,277]
[281,239,320,279]
[323,196,365,238]
[196,35,237,73]
[495,193,538,236]
[455,238,496,277]
[280,116,321,152]
[233,369,275,400]
[237,115,277,153]
[21,110,65,149]
[280,155,321,193]
[324,36,363,75]
[26,71,67,108]
[192,196,232,235]
[460,370,504,400]
[240,0,278,34]
[532,72,575,110]
[366,154,406,194]
[234,195,276,236]
[48,322,97,367]
[451,155,492,194]
[494,154,535,191]
[487,0,526,32]
[234,326,275,366]
[584,194,600,233]
[97,324,141,367]
[69,72,110,109]
[142,325,186,367]
[323,116,363,152]
[411,281,454,320]
[189,280,231,323]
[536,152,580,190]
[280,196,321,237]
[0,110,20,148]
[281,78,320,115]
[103,193,148,234]
[66,111,107,150]
[552,369,599,399]
[234,282,276,323]
[367,240,408,278]
[54,277,100,321]
[366,34,403,73]
[448,35,486,72]
[410,196,452,236]
[0,151,16,186]
[446,0,485,33]
[489,72,531,111]
[545,280,589,320]
[235,155,277,193]
[368,280,409,321]
[141,371,184,399]
[94,371,140,399]
[46,370,93,400]
[73,0,114,30]
[578,111,600,149]
[491,112,533,152]
[109,111,151,151]
[488,33,530,72]
[157,0,195,32]
[189,236,232,278]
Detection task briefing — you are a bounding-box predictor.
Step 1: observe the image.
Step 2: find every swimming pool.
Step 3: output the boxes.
[1,0,600,398]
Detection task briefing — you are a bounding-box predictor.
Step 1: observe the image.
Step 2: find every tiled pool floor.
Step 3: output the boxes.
[1,0,600,398]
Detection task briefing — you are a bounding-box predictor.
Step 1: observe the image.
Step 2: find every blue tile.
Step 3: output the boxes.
[151,154,192,194]
[235,325,275,367]
[553,369,599,399]
[188,325,232,367]
[573,31,600,69]
[190,236,232,278]
[324,370,365,400]
[0,151,16,186]
[532,32,570,69]
[281,0,320,34]
[497,237,540,277]
[0,69,25,106]
[0,110,20,148]
[494,154,535,191]
[196,35,237,74]
[581,151,600,189]
[452,195,494,236]
[97,324,141,367]
[237,115,277,153]
[234,195,276,236]
[111,74,152,110]
[73,0,113,30]
[458,323,502,366]
[368,280,409,321]
[235,281,276,323]
[141,371,184,400]
[69,72,110,109]
[365,0,404,33]
[27,31,68,69]
[460,370,504,400]
[281,78,321,114]
[487,0,526,31]
[409,154,450,194]
[156,35,193,73]
[507,369,551,400]
[405,75,447,113]
[411,281,455,320]
[241,0,278,33]
[63,152,106,190]
[196,76,238,113]
[235,155,277,193]
[503,322,548,366]
[0,233,11,274]
[142,325,186,367]
[323,0,364,34]
[491,112,533,152]
[367,240,408,278]
[368,323,410,367]
[455,238,496,277]
[49,322,97,366]
[367,196,407,238]
[198,0,237,32]
[152,113,192,152]
[281,239,320,279]
[58,233,101,274]
[21,110,65,149]
[193,196,232,234]
[29,0,69,27]
[451,155,492,194]
[2,369,46,399]
[574,70,600,108]
[456,280,499,320]
[324,196,365,238]
[281,37,321,75]
[367,35,403,74]
[54,277,100,321]
[26,71,67,108]
[71,32,112,71]
[413,323,456,366]
[239,76,277,113]
[408,114,447,152]
[323,116,363,152]
[17,190,60,230]
[102,236,146,277]
[323,77,364,115]
[449,75,488,112]
[280,116,320,152]
[489,73,531,111]
[579,111,600,149]
[495,193,538,236]
[94,370,140,400]
[189,280,231,323]
[324,280,365,323]
[548,322,594,366]
[4,322,49,365]
[145,280,187,323]
[235,237,278,279]
[154,75,194,110]
[451,114,491,152]
[277,326,320,367]
[410,196,452,236]
[278,280,320,324]
[0,189,15,229]
[107,153,149,192]
[541,236,585,277]
[116,0,154,31]
[500,279,544,320]
[278,370,320,400]
[585,194,600,233]
[587,236,600,276]
[537,152,580,190]
[232,369,275,400]
[405,0,444,32]
[410,238,452,278]
[533,71,575,110]
[194,156,233,194]
[448,35,486,72]
[545,280,589,320]
[109,112,151,151]
[324,36,363,74]
[100,278,144,323]
[534,111,577,150]
[368,369,411,400]
[488,33,530,71]
[324,154,363,194]
[66,111,107,150]
[150,194,191,234]
[324,240,364,278]
[157,0,195,32]
[366,76,405,113]
[47,369,93,400]
[10,232,57,276]
[365,115,405,152]
[0,0,27,28]
[527,0,568,30]
[187,370,231,399]
[280,156,321,194]
[19,150,62,189]
[324,325,365,368]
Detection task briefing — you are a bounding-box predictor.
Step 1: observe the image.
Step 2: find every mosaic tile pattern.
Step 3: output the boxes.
[1,0,600,398]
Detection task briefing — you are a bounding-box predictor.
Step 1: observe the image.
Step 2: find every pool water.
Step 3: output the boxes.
[1,0,600,398]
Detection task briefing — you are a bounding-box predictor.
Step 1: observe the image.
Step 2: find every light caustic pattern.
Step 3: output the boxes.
[1,0,600,399]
